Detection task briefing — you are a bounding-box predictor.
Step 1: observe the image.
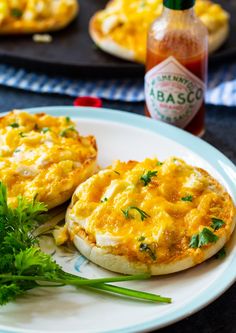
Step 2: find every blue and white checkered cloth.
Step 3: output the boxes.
[0,62,235,106]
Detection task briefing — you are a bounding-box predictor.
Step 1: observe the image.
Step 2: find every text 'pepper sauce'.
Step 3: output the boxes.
[145,0,208,136]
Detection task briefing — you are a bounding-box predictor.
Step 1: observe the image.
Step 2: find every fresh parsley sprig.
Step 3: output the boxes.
[122,206,150,221]
[189,228,219,248]
[211,218,225,231]
[11,8,23,18]
[181,195,193,202]
[9,122,19,128]
[140,171,157,186]
[0,183,171,305]
[60,126,77,137]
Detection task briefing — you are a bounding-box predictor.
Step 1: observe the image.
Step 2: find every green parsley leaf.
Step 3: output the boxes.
[41,127,50,134]
[189,234,199,248]
[60,126,77,137]
[214,247,226,259]
[211,218,225,231]
[0,284,23,306]
[122,206,150,221]
[140,171,157,186]
[9,123,19,128]
[0,183,47,257]
[138,236,145,242]
[101,197,108,203]
[190,228,218,248]
[65,116,71,123]
[11,8,23,18]
[198,228,219,247]
[19,132,26,138]
[15,247,60,276]
[156,161,163,166]
[139,243,156,260]
[181,195,193,202]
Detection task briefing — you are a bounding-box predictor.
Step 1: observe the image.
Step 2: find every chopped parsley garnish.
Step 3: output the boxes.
[156,161,163,166]
[11,8,23,18]
[181,195,193,202]
[211,218,225,231]
[101,197,108,203]
[19,132,26,138]
[214,247,226,259]
[65,116,71,123]
[189,228,219,248]
[14,149,21,153]
[60,126,77,137]
[41,127,50,134]
[140,171,157,186]
[139,243,156,261]
[198,228,218,247]
[122,206,150,221]
[9,123,19,128]
[189,234,199,248]
[0,182,171,305]
[138,236,146,242]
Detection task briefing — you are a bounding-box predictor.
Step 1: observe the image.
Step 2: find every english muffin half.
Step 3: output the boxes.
[66,157,235,275]
[0,0,79,34]
[90,0,230,63]
[0,110,97,209]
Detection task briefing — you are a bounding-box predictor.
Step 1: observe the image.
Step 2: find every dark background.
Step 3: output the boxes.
[0,0,235,77]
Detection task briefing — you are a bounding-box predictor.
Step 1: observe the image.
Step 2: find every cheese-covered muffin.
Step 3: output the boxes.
[90,0,229,63]
[66,157,235,275]
[0,110,97,209]
[0,0,78,34]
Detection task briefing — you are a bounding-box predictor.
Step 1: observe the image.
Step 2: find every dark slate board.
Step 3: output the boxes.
[0,0,235,78]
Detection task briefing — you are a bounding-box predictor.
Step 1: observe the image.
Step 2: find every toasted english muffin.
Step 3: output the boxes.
[66,157,235,275]
[0,110,97,209]
[0,0,79,34]
[90,0,230,63]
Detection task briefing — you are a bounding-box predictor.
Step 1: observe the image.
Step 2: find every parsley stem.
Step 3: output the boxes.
[0,274,171,303]
[0,274,150,286]
[87,284,172,303]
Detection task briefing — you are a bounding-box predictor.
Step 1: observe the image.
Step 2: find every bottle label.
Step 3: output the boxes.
[145,56,205,128]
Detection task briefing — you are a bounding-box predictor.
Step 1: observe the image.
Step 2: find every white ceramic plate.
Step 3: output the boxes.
[0,107,235,333]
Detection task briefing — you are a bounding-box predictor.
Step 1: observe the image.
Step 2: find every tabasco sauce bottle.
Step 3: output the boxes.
[145,0,208,136]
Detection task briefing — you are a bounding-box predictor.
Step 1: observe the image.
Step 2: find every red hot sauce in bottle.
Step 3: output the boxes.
[145,0,208,136]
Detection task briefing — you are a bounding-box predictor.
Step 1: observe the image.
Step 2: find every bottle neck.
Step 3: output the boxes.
[162,4,195,22]
[163,0,195,10]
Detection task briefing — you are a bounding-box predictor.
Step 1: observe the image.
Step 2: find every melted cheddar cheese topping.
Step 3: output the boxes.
[0,0,76,25]
[95,0,229,62]
[68,158,234,264]
[0,110,97,208]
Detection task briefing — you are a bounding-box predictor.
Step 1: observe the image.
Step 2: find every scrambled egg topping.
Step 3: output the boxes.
[96,0,229,62]
[68,157,234,264]
[0,0,76,24]
[0,111,97,208]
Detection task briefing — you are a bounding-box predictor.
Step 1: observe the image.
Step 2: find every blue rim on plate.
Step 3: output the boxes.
[1,106,236,333]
